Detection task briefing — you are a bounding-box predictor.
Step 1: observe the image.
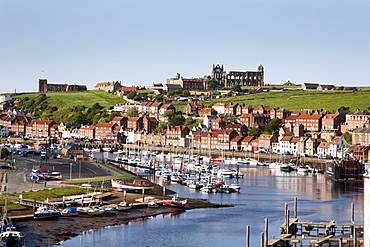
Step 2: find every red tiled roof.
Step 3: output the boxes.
[318,142,330,148]
[121,87,136,92]
[213,102,226,107]
[241,136,254,143]
[95,82,108,87]
[96,123,115,127]
[296,114,322,120]
[231,136,243,143]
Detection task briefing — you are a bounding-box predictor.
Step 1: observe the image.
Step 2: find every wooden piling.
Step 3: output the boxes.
[246,225,250,247]
[264,218,268,246]
[260,232,264,247]
[294,197,297,219]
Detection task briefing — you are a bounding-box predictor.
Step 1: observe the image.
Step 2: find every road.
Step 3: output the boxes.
[2,154,116,194]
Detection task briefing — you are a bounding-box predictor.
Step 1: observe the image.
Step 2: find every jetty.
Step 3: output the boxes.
[246,198,364,247]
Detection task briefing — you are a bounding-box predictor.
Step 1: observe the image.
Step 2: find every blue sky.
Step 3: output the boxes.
[1,0,369,93]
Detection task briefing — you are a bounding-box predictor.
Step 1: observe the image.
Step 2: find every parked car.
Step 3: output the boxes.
[0,165,12,170]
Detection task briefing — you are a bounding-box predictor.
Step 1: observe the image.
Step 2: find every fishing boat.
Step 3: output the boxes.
[163,196,187,208]
[34,206,60,219]
[0,227,25,245]
[60,207,79,217]
[220,184,230,193]
[0,214,14,232]
[117,202,132,211]
[111,179,154,192]
[325,159,364,181]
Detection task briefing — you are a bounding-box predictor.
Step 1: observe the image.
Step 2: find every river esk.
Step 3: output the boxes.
[57,165,364,247]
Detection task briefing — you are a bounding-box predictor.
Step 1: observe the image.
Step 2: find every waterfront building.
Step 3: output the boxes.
[295,114,323,132]
[352,145,370,161]
[95,123,117,140]
[166,126,190,147]
[341,110,370,133]
[352,128,370,145]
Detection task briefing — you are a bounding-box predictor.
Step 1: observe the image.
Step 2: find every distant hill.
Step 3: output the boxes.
[173,89,370,112]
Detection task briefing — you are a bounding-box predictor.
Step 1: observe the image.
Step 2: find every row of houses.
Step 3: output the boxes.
[124,123,349,159]
[112,102,176,122]
[185,101,370,134]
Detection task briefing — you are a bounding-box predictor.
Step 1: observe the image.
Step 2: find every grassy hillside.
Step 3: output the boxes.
[13,90,126,124]
[15,90,125,108]
[173,90,370,112]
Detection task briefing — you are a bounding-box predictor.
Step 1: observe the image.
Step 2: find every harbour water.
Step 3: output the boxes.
[56,165,364,247]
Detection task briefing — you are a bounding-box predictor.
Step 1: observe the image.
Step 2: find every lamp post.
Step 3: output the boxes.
[79,160,81,178]
[69,163,73,181]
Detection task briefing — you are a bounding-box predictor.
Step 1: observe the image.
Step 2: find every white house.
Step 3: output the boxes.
[317,136,348,158]
[0,95,12,103]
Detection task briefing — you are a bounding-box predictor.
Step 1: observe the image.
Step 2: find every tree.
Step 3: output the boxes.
[0,147,10,160]
[180,90,190,97]
[207,79,219,90]
[169,115,185,126]
[126,107,139,117]
[343,132,352,144]
[264,118,282,134]
[230,84,242,92]
[154,123,168,134]
[249,128,262,137]
[184,116,196,127]
[155,95,164,102]
[127,91,137,99]
[162,110,175,118]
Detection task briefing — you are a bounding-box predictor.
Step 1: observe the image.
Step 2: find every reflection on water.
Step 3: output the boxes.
[58,165,364,247]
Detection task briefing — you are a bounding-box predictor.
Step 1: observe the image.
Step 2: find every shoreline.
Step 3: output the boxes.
[11,192,231,247]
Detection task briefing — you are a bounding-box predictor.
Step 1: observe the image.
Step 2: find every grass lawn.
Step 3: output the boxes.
[173,90,370,112]
[16,90,126,108]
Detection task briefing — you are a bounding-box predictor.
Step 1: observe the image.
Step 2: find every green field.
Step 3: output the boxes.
[173,90,370,112]
[15,90,126,108]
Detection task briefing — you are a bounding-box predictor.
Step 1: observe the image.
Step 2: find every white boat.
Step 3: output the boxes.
[297,166,309,173]
[229,183,241,192]
[101,206,119,215]
[111,179,154,191]
[0,227,25,245]
[163,196,187,208]
[34,206,60,219]
[200,184,213,194]
[268,162,281,169]
[87,207,104,216]
[220,184,230,193]
[147,201,159,208]
[117,201,132,211]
